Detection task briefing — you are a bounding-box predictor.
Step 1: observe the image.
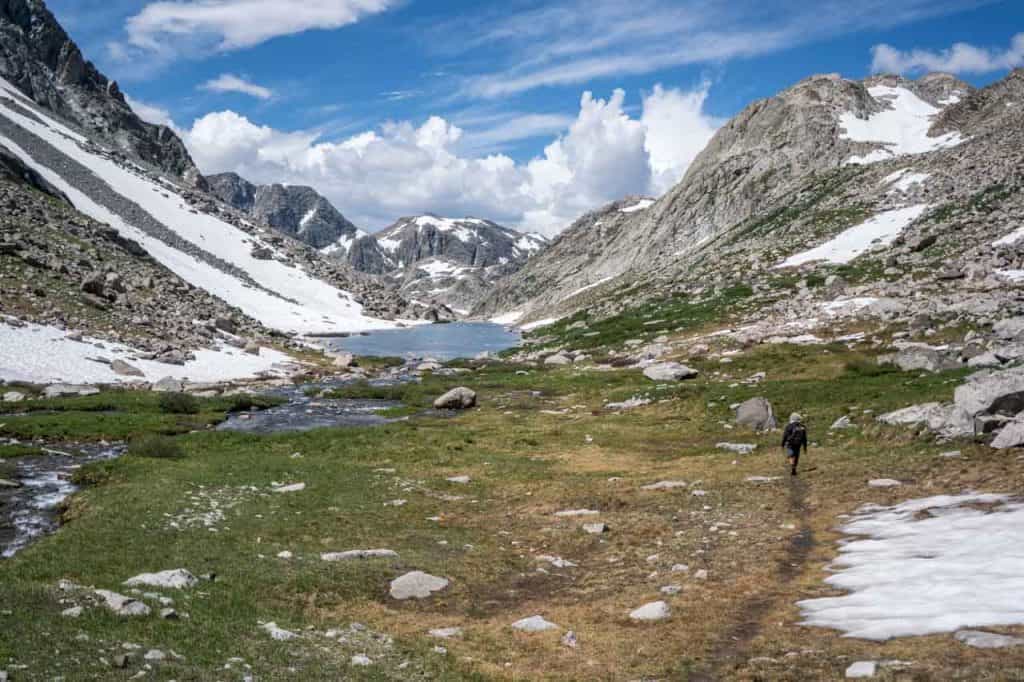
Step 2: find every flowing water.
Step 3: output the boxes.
[0,443,123,558]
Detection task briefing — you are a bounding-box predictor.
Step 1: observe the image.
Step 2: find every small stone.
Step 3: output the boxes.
[433,387,477,410]
[389,571,449,600]
[660,584,682,595]
[446,475,471,484]
[350,654,372,666]
[845,661,877,678]
[321,549,398,562]
[511,615,558,632]
[641,480,687,491]
[277,551,293,559]
[554,508,599,517]
[272,482,306,493]
[629,601,671,622]
[144,649,166,662]
[61,606,84,618]
[694,569,708,580]
[582,522,608,534]
[113,654,131,669]
[428,627,463,639]
[160,608,178,619]
[95,589,151,616]
[261,622,299,641]
[867,479,901,488]
[561,630,578,648]
[830,416,853,430]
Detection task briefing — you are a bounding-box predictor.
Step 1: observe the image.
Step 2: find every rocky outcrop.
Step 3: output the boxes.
[206,173,362,249]
[0,0,205,187]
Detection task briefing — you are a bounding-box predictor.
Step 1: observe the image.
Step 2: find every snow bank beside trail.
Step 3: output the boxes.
[490,311,523,325]
[777,205,928,267]
[799,493,1024,640]
[0,321,296,385]
[841,86,964,165]
[520,317,561,332]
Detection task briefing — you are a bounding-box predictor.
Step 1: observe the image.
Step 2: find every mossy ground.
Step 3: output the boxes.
[1,345,1022,680]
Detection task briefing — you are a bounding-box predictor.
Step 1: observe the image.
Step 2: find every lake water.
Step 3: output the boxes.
[327,321,520,360]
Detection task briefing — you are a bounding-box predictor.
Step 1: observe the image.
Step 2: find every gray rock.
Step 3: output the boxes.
[389,571,449,600]
[243,342,261,356]
[111,359,145,377]
[994,317,1024,341]
[642,362,699,382]
[955,629,1024,648]
[889,348,959,373]
[735,397,777,431]
[582,522,609,534]
[954,366,1024,416]
[123,569,198,590]
[511,615,558,632]
[716,442,757,455]
[95,589,151,616]
[434,387,477,410]
[61,606,84,617]
[991,419,1024,449]
[151,376,184,393]
[967,351,1003,368]
[830,416,853,430]
[321,549,398,561]
[428,627,463,639]
[330,352,355,368]
[544,352,572,366]
[43,384,99,398]
[629,601,671,622]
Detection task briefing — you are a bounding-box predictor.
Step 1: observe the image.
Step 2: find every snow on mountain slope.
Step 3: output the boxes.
[777,205,929,267]
[0,76,402,334]
[0,319,295,385]
[841,85,965,164]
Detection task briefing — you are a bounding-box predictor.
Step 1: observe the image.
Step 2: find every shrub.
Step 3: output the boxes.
[158,392,200,415]
[843,358,894,378]
[129,434,184,459]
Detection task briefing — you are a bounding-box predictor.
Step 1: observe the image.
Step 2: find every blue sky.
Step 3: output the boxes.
[46,0,1024,233]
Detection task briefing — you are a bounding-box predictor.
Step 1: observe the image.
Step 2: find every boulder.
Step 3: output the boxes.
[94,589,151,616]
[151,376,184,393]
[433,387,477,410]
[511,615,558,632]
[991,419,1024,449]
[2,391,25,403]
[643,362,699,382]
[110,359,145,378]
[878,402,972,436]
[955,629,1024,648]
[629,601,671,622]
[967,352,1003,368]
[213,317,237,334]
[994,317,1024,341]
[43,384,99,399]
[954,366,1024,416]
[123,569,198,590]
[80,272,105,296]
[889,348,959,373]
[735,397,777,431]
[389,571,449,600]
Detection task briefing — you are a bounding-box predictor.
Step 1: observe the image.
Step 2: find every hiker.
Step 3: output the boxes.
[781,413,808,476]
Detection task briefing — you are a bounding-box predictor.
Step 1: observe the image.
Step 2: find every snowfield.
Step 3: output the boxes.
[841,86,964,165]
[799,493,1024,640]
[620,199,655,213]
[0,77,399,334]
[0,320,297,385]
[777,205,928,267]
[883,169,931,193]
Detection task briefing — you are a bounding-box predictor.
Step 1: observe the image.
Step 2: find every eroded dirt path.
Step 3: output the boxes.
[689,476,816,681]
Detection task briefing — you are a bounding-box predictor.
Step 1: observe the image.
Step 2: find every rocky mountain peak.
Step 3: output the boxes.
[0,0,206,188]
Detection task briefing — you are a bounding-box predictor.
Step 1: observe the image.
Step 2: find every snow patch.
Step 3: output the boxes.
[883,169,930,193]
[777,205,928,267]
[840,86,964,165]
[561,275,615,301]
[620,199,655,213]
[798,493,1024,640]
[520,317,560,332]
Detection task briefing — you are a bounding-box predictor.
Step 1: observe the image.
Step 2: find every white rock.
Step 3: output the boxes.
[350,654,372,666]
[446,475,471,484]
[660,585,682,595]
[992,420,1024,449]
[434,387,477,410]
[716,443,757,455]
[277,551,293,559]
[428,627,463,639]
[95,590,151,617]
[511,615,558,632]
[123,569,198,590]
[144,649,166,662]
[261,622,299,641]
[629,601,671,622]
[389,571,449,600]
[641,480,687,491]
[554,508,599,517]
[61,606,84,618]
[694,569,708,580]
[867,479,901,488]
[536,555,577,568]
[955,629,1024,648]
[845,661,877,678]
[831,416,854,430]
[582,522,608,534]
[643,363,698,382]
[321,549,398,562]
[2,391,25,403]
[272,482,306,493]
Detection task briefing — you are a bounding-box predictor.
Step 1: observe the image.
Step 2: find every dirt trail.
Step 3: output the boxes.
[689,477,815,681]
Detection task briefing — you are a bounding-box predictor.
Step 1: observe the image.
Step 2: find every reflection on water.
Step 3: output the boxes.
[327,322,519,360]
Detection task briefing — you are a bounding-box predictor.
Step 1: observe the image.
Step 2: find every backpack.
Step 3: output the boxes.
[786,423,806,447]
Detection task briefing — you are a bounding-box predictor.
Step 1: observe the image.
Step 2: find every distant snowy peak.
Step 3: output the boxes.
[207,173,361,249]
[374,214,547,267]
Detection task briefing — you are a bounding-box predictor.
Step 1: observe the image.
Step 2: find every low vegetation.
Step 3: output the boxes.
[1,343,1018,680]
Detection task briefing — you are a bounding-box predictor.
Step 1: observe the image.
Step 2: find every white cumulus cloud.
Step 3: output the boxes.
[180,85,720,236]
[200,74,274,100]
[124,95,177,129]
[120,0,393,57]
[871,33,1024,75]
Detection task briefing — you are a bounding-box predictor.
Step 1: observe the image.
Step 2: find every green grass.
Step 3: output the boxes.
[0,444,47,459]
[0,391,285,441]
